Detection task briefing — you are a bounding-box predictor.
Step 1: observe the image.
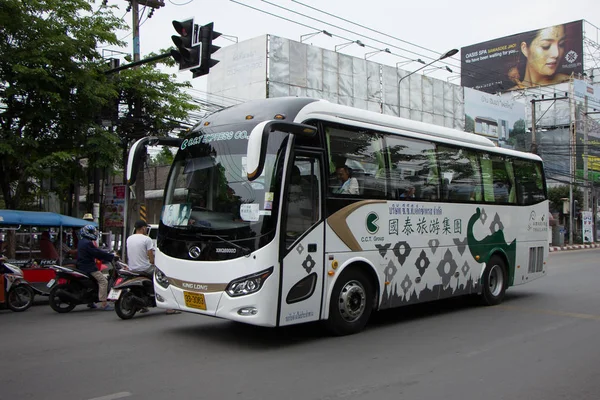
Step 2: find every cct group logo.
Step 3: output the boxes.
[366,212,379,234]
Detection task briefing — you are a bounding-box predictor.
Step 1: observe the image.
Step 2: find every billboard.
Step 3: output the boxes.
[464,87,525,144]
[461,20,583,93]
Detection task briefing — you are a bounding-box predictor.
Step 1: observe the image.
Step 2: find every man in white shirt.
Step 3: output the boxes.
[126,220,155,274]
[126,220,181,315]
[335,166,359,195]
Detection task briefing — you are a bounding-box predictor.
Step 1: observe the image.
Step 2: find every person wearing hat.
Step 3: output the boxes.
[83,213,94,221]
[126,220,180,314]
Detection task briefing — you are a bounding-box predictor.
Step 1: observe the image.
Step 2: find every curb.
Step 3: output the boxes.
[549,243,600,252]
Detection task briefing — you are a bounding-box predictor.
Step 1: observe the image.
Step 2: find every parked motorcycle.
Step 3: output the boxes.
[109,261,156,320]
[0,256,38,312]
[47,258,120,313]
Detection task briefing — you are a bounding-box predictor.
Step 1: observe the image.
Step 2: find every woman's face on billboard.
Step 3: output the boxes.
[522,25,566,78]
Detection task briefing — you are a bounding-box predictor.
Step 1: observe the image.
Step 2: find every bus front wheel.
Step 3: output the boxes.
[480,255,507,306]
[325,268,373,336]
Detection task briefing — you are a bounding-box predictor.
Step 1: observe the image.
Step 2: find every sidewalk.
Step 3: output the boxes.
[549,243,600,252]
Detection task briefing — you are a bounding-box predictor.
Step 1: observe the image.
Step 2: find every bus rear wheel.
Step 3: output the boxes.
[480,255,507,306]
[325,268,373,336]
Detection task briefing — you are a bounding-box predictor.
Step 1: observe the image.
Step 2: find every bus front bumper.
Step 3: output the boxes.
[153,270,278,327]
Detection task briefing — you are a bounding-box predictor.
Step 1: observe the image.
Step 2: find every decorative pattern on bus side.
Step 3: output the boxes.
[327,202,516,310]
[466,207,516,285]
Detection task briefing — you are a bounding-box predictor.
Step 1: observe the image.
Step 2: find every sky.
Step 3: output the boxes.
[104,0,600,98]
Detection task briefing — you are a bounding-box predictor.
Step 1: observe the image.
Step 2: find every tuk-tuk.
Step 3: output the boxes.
[0,210,98,294]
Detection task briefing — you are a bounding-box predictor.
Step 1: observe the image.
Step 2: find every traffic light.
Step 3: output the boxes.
[573,200,580,217]
[191,22,221,78]
[170,19,200,71]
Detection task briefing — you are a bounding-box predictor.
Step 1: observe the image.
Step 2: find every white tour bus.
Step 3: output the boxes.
[127,97,548,335]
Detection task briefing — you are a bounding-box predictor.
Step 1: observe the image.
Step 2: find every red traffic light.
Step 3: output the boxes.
[172,19,193,37]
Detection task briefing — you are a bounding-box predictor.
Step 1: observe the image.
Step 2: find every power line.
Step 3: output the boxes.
[243,1,581,99]
[244,0,584,99]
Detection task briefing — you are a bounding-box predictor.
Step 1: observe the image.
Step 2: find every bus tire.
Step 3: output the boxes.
[480,255,507,306]
[325,268,373,336]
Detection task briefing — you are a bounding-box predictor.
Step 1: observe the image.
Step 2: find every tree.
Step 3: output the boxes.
[113,56,197,144]
[547,184,582,214]
[0,0,125,209]
[149,146,175,167]
[0,1,199,211]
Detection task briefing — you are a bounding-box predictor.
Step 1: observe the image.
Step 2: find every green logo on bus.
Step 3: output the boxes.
[366,212,379,234]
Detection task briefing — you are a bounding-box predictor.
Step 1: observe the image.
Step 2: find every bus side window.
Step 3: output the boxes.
[437,146,481,203]
[514,160,545,205]
[384,135,438,201]
[325,125,386,198]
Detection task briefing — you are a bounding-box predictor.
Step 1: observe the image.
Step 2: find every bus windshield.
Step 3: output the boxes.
[162,125,288,253]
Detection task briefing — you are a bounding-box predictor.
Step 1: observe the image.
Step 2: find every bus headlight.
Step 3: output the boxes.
[154,267,170,289]
[226,267,273,297]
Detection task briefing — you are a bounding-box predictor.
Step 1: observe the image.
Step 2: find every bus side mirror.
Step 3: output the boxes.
[127,136,183,186]
[246,121,317,181]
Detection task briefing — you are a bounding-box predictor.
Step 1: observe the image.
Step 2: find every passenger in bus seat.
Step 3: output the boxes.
[333,165,359,195]
[400,186,416,200]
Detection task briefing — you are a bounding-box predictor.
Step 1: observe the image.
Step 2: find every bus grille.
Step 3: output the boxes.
[528,247,544,273]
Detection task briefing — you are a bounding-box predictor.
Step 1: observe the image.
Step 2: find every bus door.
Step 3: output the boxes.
[278,151,325,326]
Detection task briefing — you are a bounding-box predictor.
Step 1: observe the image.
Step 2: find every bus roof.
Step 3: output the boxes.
[195,97,541,162]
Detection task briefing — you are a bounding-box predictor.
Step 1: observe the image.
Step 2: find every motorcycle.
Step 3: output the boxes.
[0,256,38,312]
[47,258,120,313]
[109,261,156,320]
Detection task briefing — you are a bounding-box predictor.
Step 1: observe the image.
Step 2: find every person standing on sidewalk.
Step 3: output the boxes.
[77,225,117,311]
[126,220,180,315]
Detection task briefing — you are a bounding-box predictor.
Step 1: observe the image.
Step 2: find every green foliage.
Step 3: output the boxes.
[0,1,199,210]
[149,146,175,167]
[114,59,197,142]
[547,184,582,213]
[0,0,125,209]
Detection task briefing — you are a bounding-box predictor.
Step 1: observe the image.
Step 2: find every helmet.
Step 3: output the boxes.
[80,225,98,241]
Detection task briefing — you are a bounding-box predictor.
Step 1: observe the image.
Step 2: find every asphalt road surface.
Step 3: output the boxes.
[2,249,600,400]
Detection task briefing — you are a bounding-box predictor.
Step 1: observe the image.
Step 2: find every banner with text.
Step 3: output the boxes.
[464,87,525,143]
[461,20,583,93]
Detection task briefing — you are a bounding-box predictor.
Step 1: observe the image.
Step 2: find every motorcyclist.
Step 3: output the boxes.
[76,225,117,310]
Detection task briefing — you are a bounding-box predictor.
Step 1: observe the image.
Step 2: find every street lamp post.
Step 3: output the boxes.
[398,48,458,86]
[396,59,426,68]
[300,29,332,43]
[335,39,365,52]
[397,48,458,117]
[364,48,391,59]
[423,65,453,74]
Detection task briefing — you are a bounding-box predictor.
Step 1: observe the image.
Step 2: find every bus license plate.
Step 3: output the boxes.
[184,291,206,310]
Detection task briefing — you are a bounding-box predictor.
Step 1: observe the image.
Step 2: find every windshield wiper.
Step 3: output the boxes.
[196,233,251,257]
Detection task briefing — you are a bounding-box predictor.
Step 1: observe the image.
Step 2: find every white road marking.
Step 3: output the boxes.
[87,392,132,400]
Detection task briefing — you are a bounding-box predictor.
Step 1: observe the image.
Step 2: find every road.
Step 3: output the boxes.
[2,249,600,400]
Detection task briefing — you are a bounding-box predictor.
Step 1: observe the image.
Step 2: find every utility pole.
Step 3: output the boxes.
[584,108,600,242]
[569,80,576,245]
[584,96,589,213]
[122,0,165,257]
[531,99,537,147]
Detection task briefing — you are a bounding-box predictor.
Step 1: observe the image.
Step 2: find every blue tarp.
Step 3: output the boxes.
[0,210,97,228]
